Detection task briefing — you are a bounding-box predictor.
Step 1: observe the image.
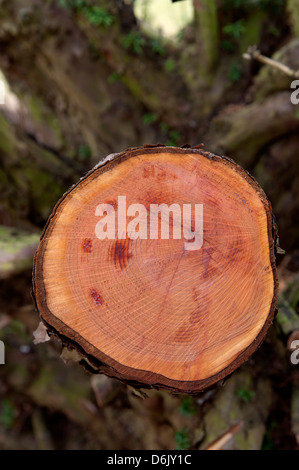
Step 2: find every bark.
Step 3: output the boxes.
[193,0,219,75]
[276,295,299,351]
[0,226,40,278]
[288,0,299,37]
[209,91,299,169]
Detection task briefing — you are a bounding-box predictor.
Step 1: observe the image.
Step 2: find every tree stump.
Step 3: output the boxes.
[32,145,278,393]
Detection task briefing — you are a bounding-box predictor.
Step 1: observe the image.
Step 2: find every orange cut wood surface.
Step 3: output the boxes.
[33,146,278,393]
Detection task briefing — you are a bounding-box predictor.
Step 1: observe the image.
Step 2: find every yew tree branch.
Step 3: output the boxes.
[243,46,299,79]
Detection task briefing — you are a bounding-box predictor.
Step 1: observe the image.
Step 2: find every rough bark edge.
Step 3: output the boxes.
[32,144,279,394]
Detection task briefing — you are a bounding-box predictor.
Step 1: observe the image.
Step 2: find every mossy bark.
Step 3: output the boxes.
[0,226,40,279]
[288,0,299,37]
[193,0,219,76]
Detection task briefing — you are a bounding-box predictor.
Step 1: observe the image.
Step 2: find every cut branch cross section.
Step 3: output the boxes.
[32,146,278,393]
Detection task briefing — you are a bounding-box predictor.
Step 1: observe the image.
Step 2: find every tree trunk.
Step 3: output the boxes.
[193,0,219,76]
[32,145,278,394]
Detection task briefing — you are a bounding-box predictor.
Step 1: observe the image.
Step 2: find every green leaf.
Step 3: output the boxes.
[166,130,180,146]
[150,39,166,56]
[83,6,114,28]
[229,62,242,82]
[223,20,246,39]
[0,400,16,429]
[236,388,255,403]
[164,58,175,72]
[142,113,157,125]
[78,144,91,160]
[123,32,146,55]
[175,427,190,450]
[179,397,197,416]
[109,71,121,84]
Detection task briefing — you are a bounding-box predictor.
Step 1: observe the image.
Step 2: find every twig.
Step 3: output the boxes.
[204,421,244,450]
[243,46,299,79]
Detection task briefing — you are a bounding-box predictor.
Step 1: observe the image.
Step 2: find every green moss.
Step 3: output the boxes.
[28,361,92,425]
[82,5,114,28]
[24,94,64,146]
[229,61,243,82]
[22,165,63,219]
[78,144,92,160]
[236,388,256,403]
[27,94,44,123]
[194,0,219,73]
[108,71,121,83]
[122,31,146,55]
[121,74,159,108]
[9,363,30,390]
[0,226,40,255]
[150,38,166,56]
[164,58,175,72]
[166,130,180,146]
[0,113,16,156]
[0,226,40,277]
[175,427,190,450]
[142,113,157,126]
[238,12,264,53]
[0,169,9,187]
[261,421,278,450]
[288,0,299,36]
[223,20,246,39]
[0,399,16,429]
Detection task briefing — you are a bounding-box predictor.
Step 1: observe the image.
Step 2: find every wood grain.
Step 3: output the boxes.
[32,145,278,393]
